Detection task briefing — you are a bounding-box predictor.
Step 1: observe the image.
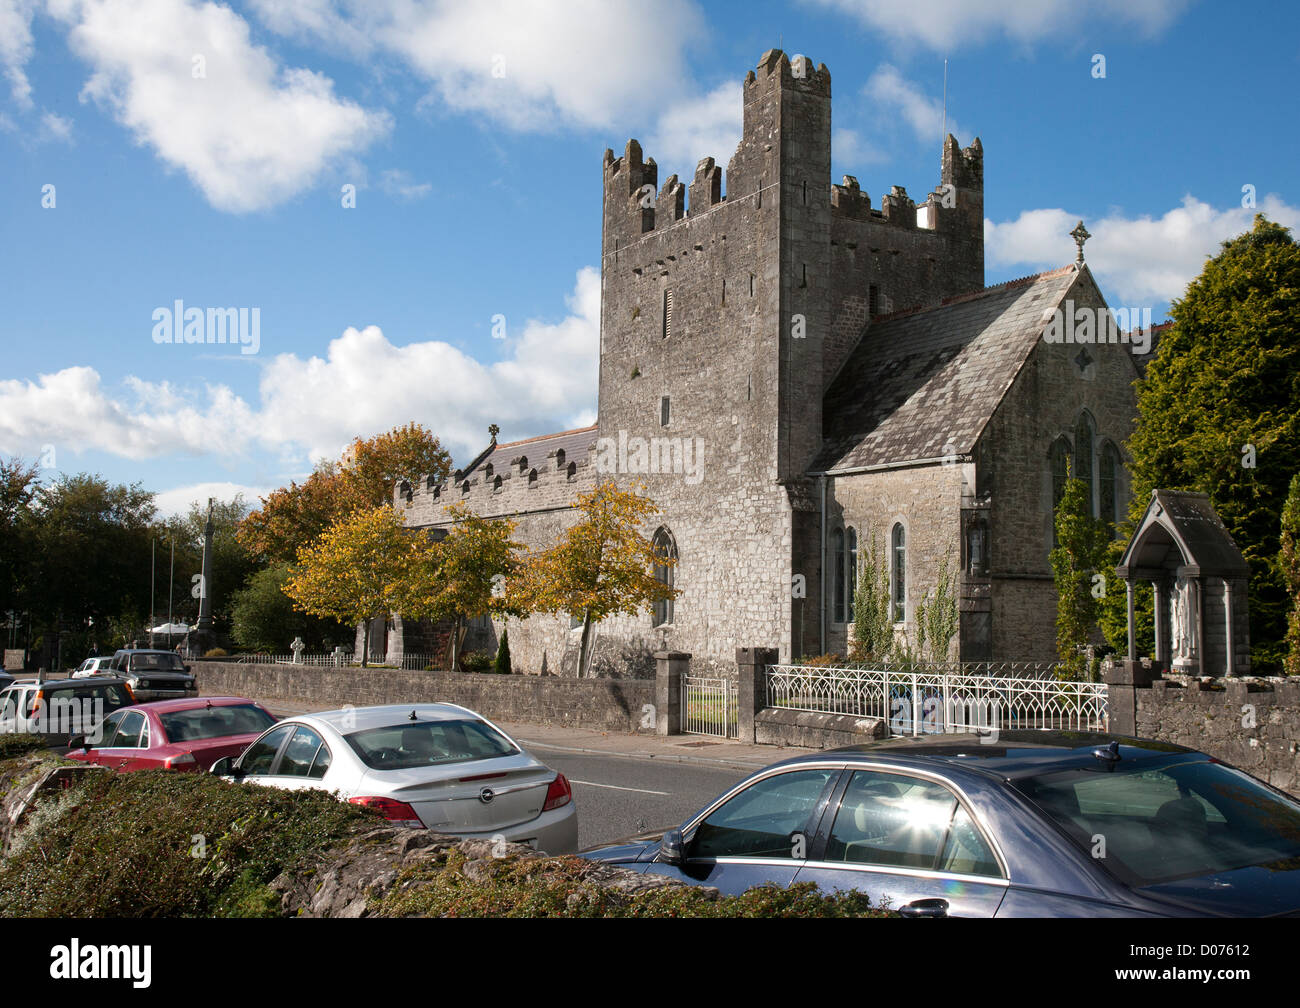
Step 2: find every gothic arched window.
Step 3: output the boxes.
[1074,413,1095,517]
[652,527,677,627]
[1049,437,1072,509]
[831,527,845,623]
[891,523,906,624]
[846,527,858,623]
[1100,441,1120,526]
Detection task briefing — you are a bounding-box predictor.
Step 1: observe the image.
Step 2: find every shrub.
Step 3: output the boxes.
[204,647,228,658]
[461,652,491,673]
[0,759,367,917]
[493,629,512,674]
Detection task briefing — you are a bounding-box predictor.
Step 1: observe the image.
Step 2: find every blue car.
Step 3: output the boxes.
[580,732,1300,917]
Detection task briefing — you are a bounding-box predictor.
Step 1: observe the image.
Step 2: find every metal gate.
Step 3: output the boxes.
[681,675,738,738]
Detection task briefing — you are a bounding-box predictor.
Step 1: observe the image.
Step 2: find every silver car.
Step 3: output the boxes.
[213,703,579,855]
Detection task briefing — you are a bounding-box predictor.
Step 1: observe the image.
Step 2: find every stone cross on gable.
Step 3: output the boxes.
[1070,220,1091,263]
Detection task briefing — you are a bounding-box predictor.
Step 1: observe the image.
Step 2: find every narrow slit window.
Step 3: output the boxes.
[663,289,673,340]
[660,396,670,427]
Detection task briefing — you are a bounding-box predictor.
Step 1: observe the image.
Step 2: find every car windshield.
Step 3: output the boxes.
[129,653,185,672]
[344,718,517,771]
[160,705,276,743]
[1015,758,1300,888]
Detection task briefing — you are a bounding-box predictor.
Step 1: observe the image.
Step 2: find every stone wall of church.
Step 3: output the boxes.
[821,464,967,659]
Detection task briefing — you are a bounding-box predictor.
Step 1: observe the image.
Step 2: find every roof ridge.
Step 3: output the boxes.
[493,424,598,451]
[867,264,1076,326]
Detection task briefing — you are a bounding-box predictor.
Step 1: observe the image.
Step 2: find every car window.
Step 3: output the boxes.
[95,710,126,747]
[241,725,295,775]
[113,711,146,748]
[160,705,276,743]
[128,653,185,672]
[278,726,330,779]
[344,719,518,771]
[1017,759,1300,888]
[310,745,332,779]
[691,768,838,860]
[0,689,17,722]
[824,770,1001,877]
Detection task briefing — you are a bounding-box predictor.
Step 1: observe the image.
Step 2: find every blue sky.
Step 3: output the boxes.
[1,0,1296,516]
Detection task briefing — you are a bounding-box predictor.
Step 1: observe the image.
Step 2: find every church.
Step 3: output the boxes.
[391,49,1142,678]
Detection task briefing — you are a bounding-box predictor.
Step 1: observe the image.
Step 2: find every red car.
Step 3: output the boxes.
[66,696,278,772]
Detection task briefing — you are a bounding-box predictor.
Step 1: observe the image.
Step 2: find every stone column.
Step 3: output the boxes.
[1104,659,1158,737]
[737,647,779,744]
[1153,580,1166,666]
[654,651,690,736]
[1125,580,1136,660]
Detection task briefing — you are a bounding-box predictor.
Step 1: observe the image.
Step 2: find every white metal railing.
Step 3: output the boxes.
[766,663,1108,737]
[230,652,442,669]
[682,675,739,738]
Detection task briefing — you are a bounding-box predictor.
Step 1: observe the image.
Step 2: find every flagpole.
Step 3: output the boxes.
[150,538,156,648]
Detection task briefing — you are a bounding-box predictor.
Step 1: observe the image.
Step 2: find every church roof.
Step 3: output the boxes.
[454,424,597,481]
[813,264,1082,473]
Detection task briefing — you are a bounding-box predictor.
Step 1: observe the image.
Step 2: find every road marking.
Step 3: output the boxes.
[570,779,670,796]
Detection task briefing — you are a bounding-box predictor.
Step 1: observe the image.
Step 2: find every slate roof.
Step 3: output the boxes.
[456,424,597,480]
[1117,490,1249,578]
[813,264,1082,473]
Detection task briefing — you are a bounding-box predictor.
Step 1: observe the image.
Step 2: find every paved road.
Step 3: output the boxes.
[519,746,751,850]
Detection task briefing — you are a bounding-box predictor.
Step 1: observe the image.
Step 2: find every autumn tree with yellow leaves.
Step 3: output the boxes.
[283,506,434,667]
[514,480,678,678]
[402,503,524,672]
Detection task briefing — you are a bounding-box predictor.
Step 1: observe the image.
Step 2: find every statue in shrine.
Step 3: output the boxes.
[1171,574,1197,664]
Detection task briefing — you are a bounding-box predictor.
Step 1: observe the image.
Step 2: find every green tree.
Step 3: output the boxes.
[155,496,255,644]
[230,563,349,653]
[1051,476,1111,678]
[0,457,40,623]
[284,507,429,667]
[1281,473,1300,677]
[494,627,512,675]
[1124,215,1300,672]
[850,527,892,662]
[401,503,523,673]
[916,554,960,663]
[513,481,677,678]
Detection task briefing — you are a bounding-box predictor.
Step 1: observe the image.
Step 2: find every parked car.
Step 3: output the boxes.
[106,649,198,701]
[0,676,136,742]
[71,656,115,678]
[0,671,13,692]
[211,703,579,854]
[65,697,278,772]
[581,731,1300,917]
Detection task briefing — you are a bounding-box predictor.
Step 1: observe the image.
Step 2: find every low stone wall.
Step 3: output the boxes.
[755,708,887,749]
[1132,676,1300,796]
[193,660,656,734]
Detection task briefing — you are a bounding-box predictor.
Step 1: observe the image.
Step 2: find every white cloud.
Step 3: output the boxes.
[863,64,964,147]
[649,81,742,175]
[153,480,268,518]
[39,111,73,142]
[832,127,887,168]
[0,268,600,468]
[0,0,37,108]
[49,0,390,212]
[808,0,1189,50]
[379,168,431,201]
[986,194,1300,305]
[250,0,708,133]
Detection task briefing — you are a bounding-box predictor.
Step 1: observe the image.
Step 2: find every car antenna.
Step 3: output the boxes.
[409,710,418,721]
[1092,740,1121,764]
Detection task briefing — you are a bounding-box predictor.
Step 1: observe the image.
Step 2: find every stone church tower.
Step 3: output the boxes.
[398,49,1139,677]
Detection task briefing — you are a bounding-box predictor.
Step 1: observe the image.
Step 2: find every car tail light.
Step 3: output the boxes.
[348,796,424,829]
[542,773,572,812]
[164,752,197,770]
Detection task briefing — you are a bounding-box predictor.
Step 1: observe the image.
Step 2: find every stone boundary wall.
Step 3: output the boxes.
[1131,675,1300,797]
[193,661,656,735]
[754,708,887,749]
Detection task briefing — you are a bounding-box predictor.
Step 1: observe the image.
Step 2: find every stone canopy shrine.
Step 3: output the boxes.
[1115,489,1251,677]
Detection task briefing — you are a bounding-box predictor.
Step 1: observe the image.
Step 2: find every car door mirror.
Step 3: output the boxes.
[210,756,243,779]
[659,828,687,865]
